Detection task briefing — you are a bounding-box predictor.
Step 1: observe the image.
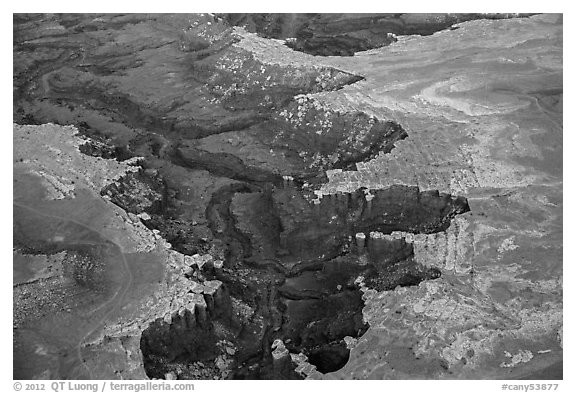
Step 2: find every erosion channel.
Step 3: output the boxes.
[13,14,472,380]
[105,57,470,379]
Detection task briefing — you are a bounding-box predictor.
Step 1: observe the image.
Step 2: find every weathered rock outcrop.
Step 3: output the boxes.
[222,13,533,56]
[13,13,562,380]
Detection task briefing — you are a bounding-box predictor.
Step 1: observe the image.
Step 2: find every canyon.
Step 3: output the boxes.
[13,13,562,380]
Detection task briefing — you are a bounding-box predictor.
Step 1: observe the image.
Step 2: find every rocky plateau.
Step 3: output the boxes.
[13,13,562,380]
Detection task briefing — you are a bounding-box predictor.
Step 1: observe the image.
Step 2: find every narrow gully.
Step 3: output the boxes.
[13,15,471,378]
[135,168,469,378]
[92,69,470,378]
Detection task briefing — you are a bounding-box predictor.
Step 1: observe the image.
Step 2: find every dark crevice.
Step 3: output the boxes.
[128,173,469,378]
[221,13,536,56]
[96,54,468,377]
[14,14,472,379]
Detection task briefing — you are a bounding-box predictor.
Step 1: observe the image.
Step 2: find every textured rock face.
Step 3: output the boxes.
[297,14,562,379]
[13,123,185,379]
[13,13,562,380]
[223,13,532,56]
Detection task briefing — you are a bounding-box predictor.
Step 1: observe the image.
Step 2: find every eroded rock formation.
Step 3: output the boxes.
[222,13,533,56]
[13,13,562,380]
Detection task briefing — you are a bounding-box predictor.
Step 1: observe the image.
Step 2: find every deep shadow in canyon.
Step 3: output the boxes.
[13,13,471,379]
[221,13,534,56]
[132,175,469,378]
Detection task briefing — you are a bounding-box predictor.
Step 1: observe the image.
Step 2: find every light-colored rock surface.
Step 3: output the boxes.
[13,123,209,379]
[14,123,142,200]
[13,13,562,380]
[240,14,562,379]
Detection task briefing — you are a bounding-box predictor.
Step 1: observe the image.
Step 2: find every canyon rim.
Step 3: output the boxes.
[12,12,563,381]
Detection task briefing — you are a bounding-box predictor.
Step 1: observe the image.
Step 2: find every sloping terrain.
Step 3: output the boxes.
[223,13,531,56]
[13,13,562,380]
